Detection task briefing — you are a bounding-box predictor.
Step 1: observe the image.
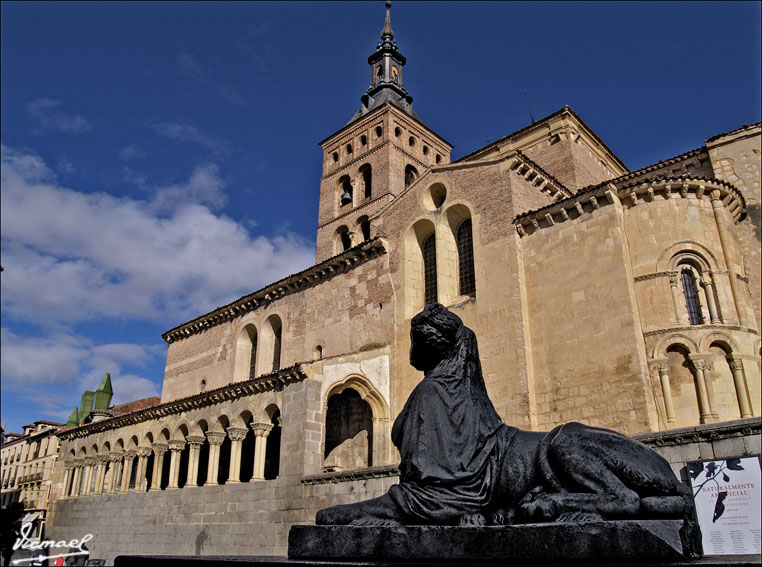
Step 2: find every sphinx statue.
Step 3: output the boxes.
[316,303,698,551]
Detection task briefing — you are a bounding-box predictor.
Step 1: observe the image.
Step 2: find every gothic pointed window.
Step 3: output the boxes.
[422,234,437,304]
[457,218,475,296]
[681,266,703,325]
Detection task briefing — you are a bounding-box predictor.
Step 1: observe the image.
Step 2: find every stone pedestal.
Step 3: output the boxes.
[289,521,690,562]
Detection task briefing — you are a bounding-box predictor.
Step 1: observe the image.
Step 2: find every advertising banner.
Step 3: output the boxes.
[688,456,761,555]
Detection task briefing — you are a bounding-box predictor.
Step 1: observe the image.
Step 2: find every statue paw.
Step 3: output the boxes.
[459,513,487,527]
[520,494,558,521]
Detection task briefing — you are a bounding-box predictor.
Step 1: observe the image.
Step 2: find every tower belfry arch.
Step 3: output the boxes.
[315,1,453,263]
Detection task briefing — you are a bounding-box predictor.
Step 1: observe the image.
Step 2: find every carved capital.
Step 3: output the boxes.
[123,450,137,459]
[226,427,248,442]
[185,435,205,447]
[250,423,274,438]
[710,189,722,202]
[206,431,226,446]
[109,452,123,463]
[657,364,669,377]
[690,359,707,372]
[668,272,679,287]
[64,460,75,470]
[84,457,97,466]
[95,455,110,464]
[151,443,169,456]
[728,358,744,372]
[137,447,153,458]
[168,440,186,452]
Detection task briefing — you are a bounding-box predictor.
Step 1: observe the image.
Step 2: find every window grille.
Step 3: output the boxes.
[681,268,703,325]
[272,326,282,373]
[457,219,476,296]
[422,234,438,304]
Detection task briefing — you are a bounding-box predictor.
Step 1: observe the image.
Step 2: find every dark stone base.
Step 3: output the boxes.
[290,521,691,562]
[113,555,762,567]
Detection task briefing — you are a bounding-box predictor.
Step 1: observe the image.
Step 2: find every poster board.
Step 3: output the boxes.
[688,456,761,555]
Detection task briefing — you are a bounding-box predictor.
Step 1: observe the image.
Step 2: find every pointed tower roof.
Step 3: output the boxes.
[97,372,113,394]
[348,1,423,125]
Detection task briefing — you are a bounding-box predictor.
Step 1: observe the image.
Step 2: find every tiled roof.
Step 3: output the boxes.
[33,419,66,426]
[110,397,162,416]
[454,105,628,172]
[706,121,761,143]
[162,238,386,343]
[58,366,307,440]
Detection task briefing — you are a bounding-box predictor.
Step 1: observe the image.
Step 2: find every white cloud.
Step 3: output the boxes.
[0,328,162,416]
[26,98,92,134]
[149,122,229,151]
[119,144,146,161]
[0,144,315,327]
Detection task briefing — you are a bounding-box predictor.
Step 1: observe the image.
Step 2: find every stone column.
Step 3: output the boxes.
[94,456,109,495]
[728,355,753,418]
[121,450,136,493]
[108,452,123,493]
[701,274,721,323]
[185,436,205,487]
[668,272,683,323]
[689,358,714,424]
[656,365,677,425]
[226,427,248,484]
[710,190,747,327]
[70,460,82,497]
[61,463,73,498]
[149,443,168,491]
[135,448,152,492]
[167,440,186,489]
[250,423,273,481]
[81,458,95,496]
[205,431,226,486]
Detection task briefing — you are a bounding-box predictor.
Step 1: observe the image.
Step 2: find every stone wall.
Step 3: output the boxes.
[46,419,759,564]
[47,470,398,564]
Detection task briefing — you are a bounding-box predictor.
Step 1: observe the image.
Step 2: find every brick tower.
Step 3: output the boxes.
[315,1,453,262]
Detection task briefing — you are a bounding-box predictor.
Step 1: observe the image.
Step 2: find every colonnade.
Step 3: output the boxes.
[62,422,275,498]
[653,352,754,425]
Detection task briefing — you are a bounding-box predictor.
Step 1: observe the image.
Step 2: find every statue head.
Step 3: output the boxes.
[409,303,463,372]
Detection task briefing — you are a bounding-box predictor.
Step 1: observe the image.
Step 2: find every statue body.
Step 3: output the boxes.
[317,304,693,533]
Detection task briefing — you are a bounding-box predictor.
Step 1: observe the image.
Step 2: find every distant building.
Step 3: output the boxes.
[1,420,64,538]
[46,4,760,563]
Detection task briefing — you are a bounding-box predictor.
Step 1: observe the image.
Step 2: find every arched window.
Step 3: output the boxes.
[199,379,206,393]
[422,233,438,304]
[404,165,418,189]
[324,388,373,471]
[680,265,704,325]
[234,325,258,382]
[360,164,372,198]
[358,216,371,242]
[337,226,352,252]
[339,176,353,207]
[457,218,475,296]
[272,323,282,373]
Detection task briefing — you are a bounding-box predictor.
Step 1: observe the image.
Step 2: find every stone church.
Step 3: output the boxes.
[48,4,760,561]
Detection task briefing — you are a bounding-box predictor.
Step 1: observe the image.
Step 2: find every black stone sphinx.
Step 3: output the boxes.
[313,303,701,558]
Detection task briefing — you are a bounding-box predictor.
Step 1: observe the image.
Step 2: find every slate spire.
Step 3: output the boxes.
[348,1,423,125]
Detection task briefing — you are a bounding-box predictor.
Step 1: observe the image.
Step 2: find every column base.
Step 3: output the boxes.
[227,479,241,484]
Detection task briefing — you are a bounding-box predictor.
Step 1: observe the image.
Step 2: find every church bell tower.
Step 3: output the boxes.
[315,1,453,263]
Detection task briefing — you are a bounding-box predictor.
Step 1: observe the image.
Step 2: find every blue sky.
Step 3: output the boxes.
[1,1,760,434]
